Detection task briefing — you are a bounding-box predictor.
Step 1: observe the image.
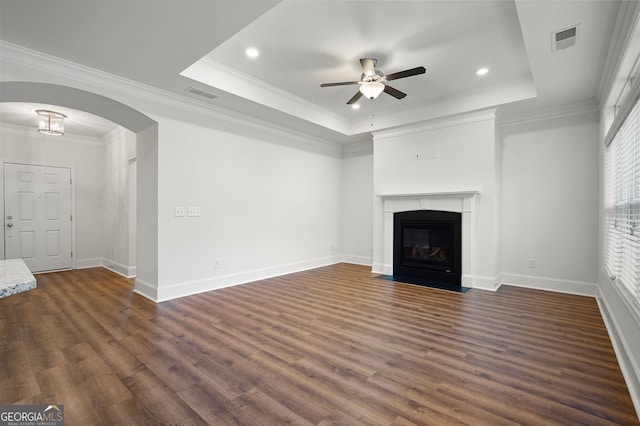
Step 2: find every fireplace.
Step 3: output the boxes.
[393,210,462,291]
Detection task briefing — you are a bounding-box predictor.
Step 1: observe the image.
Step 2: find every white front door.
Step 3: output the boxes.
[4,163,72,272]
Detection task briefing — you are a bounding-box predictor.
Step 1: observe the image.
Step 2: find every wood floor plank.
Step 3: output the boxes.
[233,387,314,426]
[122,367,206,425]
[176,384,243,426]
[0,341,41,401]
[0,264,637,425]
[91,339,145,379]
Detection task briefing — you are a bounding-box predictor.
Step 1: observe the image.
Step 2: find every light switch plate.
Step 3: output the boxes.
[187,206,200,217]
[174,206,185,217]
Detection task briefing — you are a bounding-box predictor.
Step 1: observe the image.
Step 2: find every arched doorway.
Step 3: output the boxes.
[1,81,159,299]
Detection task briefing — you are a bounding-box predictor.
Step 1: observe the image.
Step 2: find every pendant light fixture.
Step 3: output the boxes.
[35,109,66,136]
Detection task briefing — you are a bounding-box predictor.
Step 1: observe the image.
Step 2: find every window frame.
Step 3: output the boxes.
[604,74,640,327]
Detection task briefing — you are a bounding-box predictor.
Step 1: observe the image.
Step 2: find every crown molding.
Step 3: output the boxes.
[342,138,373,157]
[197,57,349,129]
[349,75,535,135]
[0,41,343,155]
[372,108,498,141]
[499,99,599,128]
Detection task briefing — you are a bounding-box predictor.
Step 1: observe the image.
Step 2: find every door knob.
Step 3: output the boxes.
[6,223,13,228]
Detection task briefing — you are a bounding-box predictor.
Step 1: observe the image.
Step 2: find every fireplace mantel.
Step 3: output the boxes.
[377,190,479,199]
[374,190,479,284]
[376,190,479,216]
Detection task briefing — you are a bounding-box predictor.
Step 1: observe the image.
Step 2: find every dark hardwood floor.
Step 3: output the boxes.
[1,263,638,425]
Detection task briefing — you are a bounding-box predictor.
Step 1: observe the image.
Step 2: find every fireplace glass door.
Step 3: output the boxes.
[402,225,454,272]
[393,210,462,291]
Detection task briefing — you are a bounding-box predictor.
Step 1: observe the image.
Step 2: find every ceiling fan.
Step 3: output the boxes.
[320,58,426,105]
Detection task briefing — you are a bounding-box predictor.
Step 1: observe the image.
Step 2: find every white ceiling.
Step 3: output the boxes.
[0,102,121,140]
[0,0,621,142]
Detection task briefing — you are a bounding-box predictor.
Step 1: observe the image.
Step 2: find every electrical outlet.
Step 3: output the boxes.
[174,206,185,217]
[214,259,221,269]
[528,258,536,268]
[187,206,200,217]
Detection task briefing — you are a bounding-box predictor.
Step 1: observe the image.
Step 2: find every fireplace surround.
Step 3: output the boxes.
[375,191,480,289]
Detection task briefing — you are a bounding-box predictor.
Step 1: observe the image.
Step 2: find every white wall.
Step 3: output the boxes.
[500,111,600,294]
[372,110,501,289]
[103,127,137,277]
[0,50,348,301]
[134,123,159,296]
[369,108,601,296]
[153,115,343,300]
[0,124,106,266]
[341,145,373,265]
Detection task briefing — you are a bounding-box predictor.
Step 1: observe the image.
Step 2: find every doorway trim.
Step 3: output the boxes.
[3,161,76,272]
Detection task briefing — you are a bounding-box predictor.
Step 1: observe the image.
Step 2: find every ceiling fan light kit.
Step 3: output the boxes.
[360,81,385,99]
[321,58,426,105]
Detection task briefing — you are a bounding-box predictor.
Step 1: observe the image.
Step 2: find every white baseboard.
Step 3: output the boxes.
[75,257,136,278]
[597,295,640,417]
[371,262,392,275]
[102,257,136,278]
[371,262,384,275]
[75,257,103,269]
[500,273,599,297]
[134,277,158,301]
[341,254,372,266]
[465,274,501,291]
[597,273,640,418]
[156,255,343,302]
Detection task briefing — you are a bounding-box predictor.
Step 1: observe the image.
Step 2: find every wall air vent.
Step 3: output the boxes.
[551,24,580,52]
[185,86,218,101]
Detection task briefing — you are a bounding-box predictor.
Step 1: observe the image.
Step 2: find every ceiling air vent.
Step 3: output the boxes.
[551,24,580,52]
[185,86,218,101]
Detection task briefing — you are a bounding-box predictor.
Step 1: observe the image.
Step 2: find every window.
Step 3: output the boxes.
[605,94,640,320]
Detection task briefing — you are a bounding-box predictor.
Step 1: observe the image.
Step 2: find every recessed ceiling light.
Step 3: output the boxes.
[245,47,260,58]
[351,104,360,110]
[476,67,489,76]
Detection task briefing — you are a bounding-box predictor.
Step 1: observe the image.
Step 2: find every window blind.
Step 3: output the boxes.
[605,94,640,320]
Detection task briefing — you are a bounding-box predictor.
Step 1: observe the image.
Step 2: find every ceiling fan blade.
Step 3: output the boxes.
[385,66,426,81]
[383,85,407,100]
[360,58,377,77]
[320,81,359,87]
[347,91,363,104]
